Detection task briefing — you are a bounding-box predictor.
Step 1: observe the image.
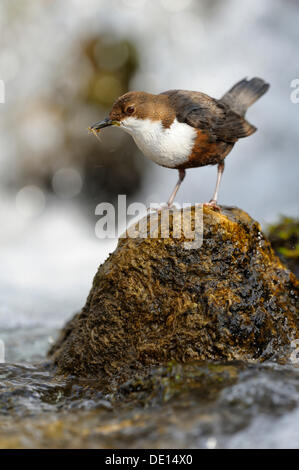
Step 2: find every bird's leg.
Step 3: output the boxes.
[204,162,224,210]
[210,161,224,204]
[167,169,186,208]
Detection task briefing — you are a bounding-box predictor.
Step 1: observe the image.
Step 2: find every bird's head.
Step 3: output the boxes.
[90,91,175,135]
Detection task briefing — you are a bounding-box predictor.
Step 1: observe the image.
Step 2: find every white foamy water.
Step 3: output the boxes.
[0,192,116,361]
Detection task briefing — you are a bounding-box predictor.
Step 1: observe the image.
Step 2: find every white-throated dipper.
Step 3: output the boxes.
[90,77,269,208]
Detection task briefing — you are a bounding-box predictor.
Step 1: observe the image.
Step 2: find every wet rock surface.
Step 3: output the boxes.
[1,361,299,448]
[49,206,299,381]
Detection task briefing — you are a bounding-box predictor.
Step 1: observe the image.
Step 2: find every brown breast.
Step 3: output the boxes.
[178,130,234,169]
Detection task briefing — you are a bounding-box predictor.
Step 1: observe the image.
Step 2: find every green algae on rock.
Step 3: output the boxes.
[49,206,299,380]
[268,216,299,278]
[116,361,240,408]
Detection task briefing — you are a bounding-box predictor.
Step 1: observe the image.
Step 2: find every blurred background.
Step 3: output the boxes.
[0,0,298,361]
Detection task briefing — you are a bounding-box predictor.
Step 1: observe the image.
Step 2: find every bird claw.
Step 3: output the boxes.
[147,203,168,213]
[203,200,221,212]
[147,202,179,213]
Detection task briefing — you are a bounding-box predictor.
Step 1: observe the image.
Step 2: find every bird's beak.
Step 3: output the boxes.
[90,117,119,130]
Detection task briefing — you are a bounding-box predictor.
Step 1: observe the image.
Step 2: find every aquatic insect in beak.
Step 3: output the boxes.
[88,126,102,143]
[88,118,120,142]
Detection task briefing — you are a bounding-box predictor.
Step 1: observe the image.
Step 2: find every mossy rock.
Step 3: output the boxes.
[49,206,299,380]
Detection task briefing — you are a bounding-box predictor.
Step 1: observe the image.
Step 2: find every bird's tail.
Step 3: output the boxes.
[220,77,270,116]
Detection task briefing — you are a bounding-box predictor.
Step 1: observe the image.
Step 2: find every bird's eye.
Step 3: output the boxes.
[126,105,135,115]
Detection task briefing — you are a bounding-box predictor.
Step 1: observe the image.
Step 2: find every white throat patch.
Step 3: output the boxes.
[120,117,196,168]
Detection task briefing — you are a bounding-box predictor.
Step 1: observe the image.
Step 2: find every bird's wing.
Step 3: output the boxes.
[160,90,256,143]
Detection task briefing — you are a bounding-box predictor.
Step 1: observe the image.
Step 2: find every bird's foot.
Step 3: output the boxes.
[147,202,169,214]
[203,200,221,212]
